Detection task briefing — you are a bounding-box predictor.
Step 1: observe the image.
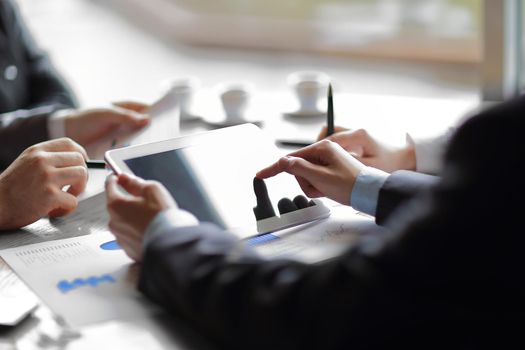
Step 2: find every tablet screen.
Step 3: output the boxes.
[124,136,304,236]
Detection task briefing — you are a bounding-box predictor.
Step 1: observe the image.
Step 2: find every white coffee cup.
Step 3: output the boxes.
[287,71,330,113]
[218,82,253,123]
[161,77,200,119]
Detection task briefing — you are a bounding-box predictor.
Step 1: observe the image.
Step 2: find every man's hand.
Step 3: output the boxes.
[318,126,416,172]
[105,173,176,262]
[257,140,365,205]
[0,138,88,230]
[64,101,150,150]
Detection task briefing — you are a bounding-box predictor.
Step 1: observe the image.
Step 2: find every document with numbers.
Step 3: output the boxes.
[0,258,38,326]
[0,192,109,251]
[1,232,158,327]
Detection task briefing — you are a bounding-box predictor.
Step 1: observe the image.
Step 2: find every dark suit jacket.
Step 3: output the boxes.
[0,0,76,167]
[376,170,439,225]
[139,96,525,349]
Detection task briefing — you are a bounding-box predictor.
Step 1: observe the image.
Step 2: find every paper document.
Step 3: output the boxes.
[254,205,387,263]
[130,89,180,146]
[0,258,38,326]
[0,192,108,250]
[86,89,181,159]
[1,232,158,327]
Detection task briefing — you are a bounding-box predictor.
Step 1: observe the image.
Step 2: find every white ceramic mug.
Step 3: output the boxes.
[218,82,253,123]
[161,77,200,119]
[287,71,330,113]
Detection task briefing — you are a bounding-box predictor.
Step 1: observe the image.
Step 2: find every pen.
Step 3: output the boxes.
[86,160,106,169]
[276,140,313,148]
[326,83,334,137]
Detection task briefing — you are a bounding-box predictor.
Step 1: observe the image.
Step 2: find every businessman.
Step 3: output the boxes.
[106,96,525,348]
[0,138,88,230]
[0,0,149,168]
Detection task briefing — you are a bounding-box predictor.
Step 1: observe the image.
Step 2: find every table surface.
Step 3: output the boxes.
[0,91,478,349]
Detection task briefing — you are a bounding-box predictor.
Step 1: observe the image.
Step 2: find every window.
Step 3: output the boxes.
[122,0,482,63]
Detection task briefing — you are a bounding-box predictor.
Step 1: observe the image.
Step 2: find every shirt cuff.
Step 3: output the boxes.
[143,208,199,249]
[350,166,389,217]
[47,109,73,139]
[406,129,453,175]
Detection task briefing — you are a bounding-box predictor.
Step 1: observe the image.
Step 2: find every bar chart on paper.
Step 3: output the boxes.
[57,274,116,293]
[0,232,156,327]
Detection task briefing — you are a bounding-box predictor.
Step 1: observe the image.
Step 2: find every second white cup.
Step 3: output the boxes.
[287,71,330,113]
[218,82,253,123]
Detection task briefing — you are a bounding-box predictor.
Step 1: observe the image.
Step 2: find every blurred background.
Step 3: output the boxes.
[18,0,511,142]
[18,0,483,101]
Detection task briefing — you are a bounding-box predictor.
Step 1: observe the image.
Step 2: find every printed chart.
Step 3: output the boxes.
[1,232,156,327]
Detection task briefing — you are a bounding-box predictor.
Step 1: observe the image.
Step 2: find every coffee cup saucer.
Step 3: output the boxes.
[203,118,263,128]
[283,109,326,118]
[179,112,202,123]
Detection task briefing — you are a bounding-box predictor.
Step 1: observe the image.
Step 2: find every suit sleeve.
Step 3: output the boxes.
[10,0,77,109]
[0,0,78,168]
[138,97,525,349]
[0,107,52,168]
[375,170,439,225]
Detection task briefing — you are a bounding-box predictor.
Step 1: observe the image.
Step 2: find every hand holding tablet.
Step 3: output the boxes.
[105,124,330,238]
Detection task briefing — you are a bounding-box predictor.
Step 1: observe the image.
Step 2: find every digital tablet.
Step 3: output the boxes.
[105,124,330,239]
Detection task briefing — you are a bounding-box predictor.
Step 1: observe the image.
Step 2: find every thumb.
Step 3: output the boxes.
[112,101,150,113]
[318,126,348,141]
[48,191,78,217]
[110,108,150,128]
[327,133,364,157]
[316,126,328,141]
[117,173,147,197]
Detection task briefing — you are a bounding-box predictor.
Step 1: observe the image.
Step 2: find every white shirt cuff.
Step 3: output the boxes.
[47,109,73,139]
[143,208,199,248]
[406,129,453,175]
[350,166,389,217]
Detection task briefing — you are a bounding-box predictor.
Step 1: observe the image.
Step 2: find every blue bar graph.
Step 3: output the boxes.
[57,274,116,293]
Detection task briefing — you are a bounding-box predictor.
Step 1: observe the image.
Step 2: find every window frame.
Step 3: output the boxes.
[481,0,523,101]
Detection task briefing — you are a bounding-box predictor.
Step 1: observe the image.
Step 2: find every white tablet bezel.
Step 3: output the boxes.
[105,124,330,238]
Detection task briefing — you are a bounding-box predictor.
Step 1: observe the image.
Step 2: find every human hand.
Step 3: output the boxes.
[317,126,416,172]
[64,101,150,150]
[256,140,365,205]
[105,173,176,262]
[0,138,88,230]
